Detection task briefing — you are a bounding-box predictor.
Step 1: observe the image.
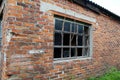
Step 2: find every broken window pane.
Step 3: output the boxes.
[71,23,77,32]
[78,25,83,34]
[63,33,70,46]
[71,48,76,57]
[63,48,69,58]
[84,26,89,34]
[78,36,83,46]
[54,32,62,45]
[54,48,61,58]
[83,48,89,56]
[77,48,82,56]
[55,19,63,30]
[64,21,71,32]
[85,36,89,46]
[71,34,76,46]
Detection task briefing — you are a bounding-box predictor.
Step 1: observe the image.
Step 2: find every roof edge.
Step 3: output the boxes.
[71,0,120,21]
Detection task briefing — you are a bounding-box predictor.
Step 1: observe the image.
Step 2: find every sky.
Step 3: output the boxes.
[90,0,120,16]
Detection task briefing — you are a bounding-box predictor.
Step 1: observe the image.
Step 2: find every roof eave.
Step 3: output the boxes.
[71,0,120,21]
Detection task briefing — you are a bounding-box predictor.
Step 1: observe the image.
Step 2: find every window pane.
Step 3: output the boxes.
[85,36,89,46]
[78,25,83,34]
[77,48,82,56]
[71,48,76,57]
[63,33,70,46]
[64,21,71,32]
[78,36,83,46]
[54,48,61,58]
[55,19,63,30]
[54,32,62,45]
[71,34,76,46]
[84,26,89,34]
[71,23,77,32]
[83,48,89,56]
[63,48,69,58]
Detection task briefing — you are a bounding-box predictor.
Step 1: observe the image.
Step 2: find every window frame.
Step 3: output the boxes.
[53,17,93,61]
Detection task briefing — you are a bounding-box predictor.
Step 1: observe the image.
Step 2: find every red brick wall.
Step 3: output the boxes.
[1,0,120,80]
[0,53,3,79]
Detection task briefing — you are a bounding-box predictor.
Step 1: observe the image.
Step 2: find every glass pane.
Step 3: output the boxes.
[55,19,63,30]
[77,48,82,56]
[78,36,83,46]
[84,26,89,34]
[78,25,83,34]
[63,48,69,58]
[63,33,70,46]
[71,23,77,32]
[54,48,61,58]
[54,32,62,45]
[83,48,89,56]
[71,34,76,46]
[71,48,76,57]
[85,36,89,46]
[64,21,71,32]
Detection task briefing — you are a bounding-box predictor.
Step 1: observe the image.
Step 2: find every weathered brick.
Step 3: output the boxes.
[0,0,120,80]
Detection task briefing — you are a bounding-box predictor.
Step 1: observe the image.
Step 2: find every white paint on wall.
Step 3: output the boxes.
[6,29,12,42]
[4,53,6,62]
[28,49,45,54]
[40,1,96,23]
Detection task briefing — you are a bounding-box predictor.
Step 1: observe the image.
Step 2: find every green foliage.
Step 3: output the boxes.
[88,67,120,80]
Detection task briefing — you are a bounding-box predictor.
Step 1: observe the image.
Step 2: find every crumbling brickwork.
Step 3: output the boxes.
[0,0,120,80]
[0,52,2,79]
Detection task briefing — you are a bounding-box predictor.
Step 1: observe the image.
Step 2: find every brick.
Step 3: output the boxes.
[0,0,120,80]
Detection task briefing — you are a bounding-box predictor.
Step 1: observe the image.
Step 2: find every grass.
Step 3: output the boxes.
[88,67,120,80]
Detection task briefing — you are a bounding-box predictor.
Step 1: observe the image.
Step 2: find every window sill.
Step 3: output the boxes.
[53,57,92,64]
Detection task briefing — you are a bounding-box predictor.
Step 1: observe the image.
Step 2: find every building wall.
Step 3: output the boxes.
[1,0,120,80]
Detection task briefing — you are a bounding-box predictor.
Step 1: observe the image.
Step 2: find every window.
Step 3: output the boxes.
[54,17,92,59]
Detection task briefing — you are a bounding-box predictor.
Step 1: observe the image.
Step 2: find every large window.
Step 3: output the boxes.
[54,17,92,59]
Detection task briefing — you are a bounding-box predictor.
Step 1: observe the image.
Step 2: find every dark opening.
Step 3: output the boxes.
[84,26,89,34]
[77,48,82,56]
[63,33,70,45]
[55,19,63,30]
[72,23,77,32]
[64,21,71,32]
[54,32,62,45]
[71,34,76,46]
[78,25,83,33]
[71,48,76,57]
[63,48,69,58]
[78,36,83,46]
[54,48,61,58]
[0,0,3,7]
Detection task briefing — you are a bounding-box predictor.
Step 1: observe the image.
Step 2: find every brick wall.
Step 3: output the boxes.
[0,0,120,80]
[0,52,2,79]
